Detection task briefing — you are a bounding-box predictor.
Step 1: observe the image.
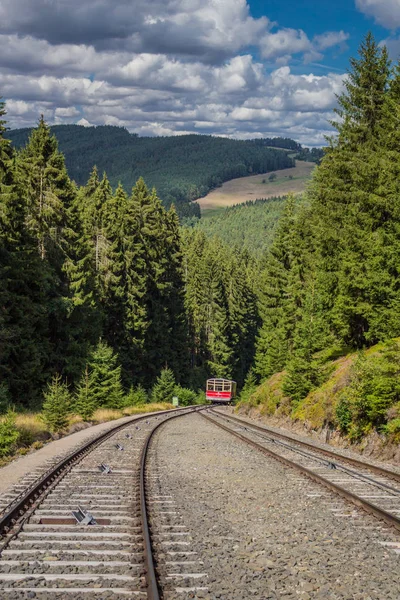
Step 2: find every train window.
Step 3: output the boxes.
[223,382,231,391]
[215,382,223,391]
[207,381,214,391]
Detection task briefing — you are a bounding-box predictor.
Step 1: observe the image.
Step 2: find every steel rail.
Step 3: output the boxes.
[139,406,203,600]
[0,405,199,540]
[211,411,400,495]
[202,411,400,533]
[211,409,400,483]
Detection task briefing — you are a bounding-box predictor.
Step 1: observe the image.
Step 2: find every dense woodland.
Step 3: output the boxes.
[8,127,294,218]
[2,34,400,442]
[249,34,400,439]
[189,196,291,257]
[0,111,257,412]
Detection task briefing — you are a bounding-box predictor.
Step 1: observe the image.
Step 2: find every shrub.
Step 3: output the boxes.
[15,413,48,446]
[41,374,71,433]
[335,343,400,438]
[0,410,20,457]
[173,385,197,406]
[125,384,148,406]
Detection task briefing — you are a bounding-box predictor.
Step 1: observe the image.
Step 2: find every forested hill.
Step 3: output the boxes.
[7,125,294,217]
[192,196,294,257]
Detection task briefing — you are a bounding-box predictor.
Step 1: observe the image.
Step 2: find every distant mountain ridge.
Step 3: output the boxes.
[8,124,297,217]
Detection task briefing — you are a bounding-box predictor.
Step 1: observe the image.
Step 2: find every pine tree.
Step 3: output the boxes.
[125,384,148,406]
[89,341,124,409]
[102,183,128,356]
[42,374,71,433]
[151,368,176,403]
[62,185,101,382]
[122,178,151,382]
[0,410,20,457]
[254,195,297,379]
[309,33,393,348]
[0,100,50,405]
[17,116,74,260]
[74,366,97,421]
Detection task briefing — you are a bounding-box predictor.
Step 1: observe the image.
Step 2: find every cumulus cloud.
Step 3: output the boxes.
[0,0,270,64]
[0,0,349,145]
[314,31,349,51]
[355,0,400,29]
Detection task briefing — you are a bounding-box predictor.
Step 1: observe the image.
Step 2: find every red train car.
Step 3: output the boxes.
[206,378,237,404]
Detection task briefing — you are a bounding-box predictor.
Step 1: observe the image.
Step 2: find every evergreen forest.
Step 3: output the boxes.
[7,126,295,218]
[2,33,400,444]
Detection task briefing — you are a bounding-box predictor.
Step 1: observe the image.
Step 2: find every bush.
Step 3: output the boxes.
[15,413,49,446]
[0,410,20,457]
[41,374,71,433]
[173,385,198,406]
[335,343,400,439]
[125,384,148,406]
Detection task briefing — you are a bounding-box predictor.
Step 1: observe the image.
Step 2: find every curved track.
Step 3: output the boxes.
[0,406,201,598]
[203,409,400,533]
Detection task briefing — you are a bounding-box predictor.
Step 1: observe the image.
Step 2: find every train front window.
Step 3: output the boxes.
[223,382,231,392]
[207,381,214,391]
[215,382,223,391]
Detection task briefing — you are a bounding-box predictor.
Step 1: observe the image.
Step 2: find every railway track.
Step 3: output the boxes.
[0,406,201,599]
[203,408,400,534]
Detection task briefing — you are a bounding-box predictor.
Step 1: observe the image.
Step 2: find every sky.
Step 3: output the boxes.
[1,0,400,146]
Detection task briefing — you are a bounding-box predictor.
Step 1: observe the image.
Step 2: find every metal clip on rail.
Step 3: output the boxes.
[99,463,112,474]
[72,506,97,525]
[115,443,124,451]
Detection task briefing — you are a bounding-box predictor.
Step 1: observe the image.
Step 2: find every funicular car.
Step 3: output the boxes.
[206,378,237,404]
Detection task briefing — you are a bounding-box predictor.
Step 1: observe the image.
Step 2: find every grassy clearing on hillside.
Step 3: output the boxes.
[197,161,315,214]
[237,340,400,447]
[0,402,174,467]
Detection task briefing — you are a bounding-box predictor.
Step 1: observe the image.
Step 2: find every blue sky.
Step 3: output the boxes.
[0,0,399,145]
[250,0,392,73]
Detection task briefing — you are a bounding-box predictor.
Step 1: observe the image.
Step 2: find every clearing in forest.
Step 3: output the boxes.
[197,160,315,214]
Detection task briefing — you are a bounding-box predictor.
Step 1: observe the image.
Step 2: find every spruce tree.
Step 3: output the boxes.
[89,341,124,409]
[0,100,50,405]
[309,33,392,348]
[254,195,297,379]
[42,374,71,433]
[74,366,97,421]
[17,116,74,260]
[102,183,128,357]
[151,368,176,403]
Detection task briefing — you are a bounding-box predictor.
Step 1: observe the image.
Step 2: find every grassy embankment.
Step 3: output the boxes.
[237,340,400,455]
[0,403,174,467]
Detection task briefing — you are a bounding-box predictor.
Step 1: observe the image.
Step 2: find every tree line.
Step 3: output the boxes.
[8,126,295,219]
[0,110,258,411]
[251,34,400,435]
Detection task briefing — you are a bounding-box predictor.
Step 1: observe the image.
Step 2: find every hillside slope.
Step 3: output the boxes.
[7,125,294,217]
[192,196,289,257]
[238,339,400,461]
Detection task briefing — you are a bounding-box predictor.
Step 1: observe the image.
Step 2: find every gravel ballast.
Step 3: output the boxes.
[150,412,400,600]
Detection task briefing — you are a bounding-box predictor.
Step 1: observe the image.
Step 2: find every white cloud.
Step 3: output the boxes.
[0,0,349,145]
[356,0,400,29]
[260,28,313,62]
[314,30,349,51]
